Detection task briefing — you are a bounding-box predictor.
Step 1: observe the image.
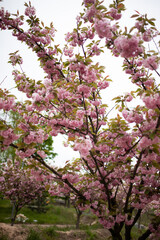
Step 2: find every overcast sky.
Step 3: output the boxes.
[0,0,160,166]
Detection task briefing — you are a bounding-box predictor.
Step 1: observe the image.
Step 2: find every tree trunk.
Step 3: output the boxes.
[138,229,151,240]
[10,202,18,226]
[11,203,15,226]
[109,229,123,240]
[125,225,132,240]
[76,210,82,229]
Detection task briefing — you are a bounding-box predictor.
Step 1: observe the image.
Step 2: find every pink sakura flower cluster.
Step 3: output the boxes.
[82,68,98,83]
[16,148,36,158]
[29,26,55,45]
[76,110,85,119]
[9,53,23,66]
[23,129,46,145]
[65,31,83,47]
[138,136,152,150]
[85,5,96,23]
[73,137,92,157]
[125,93,133,102]
[142,28,152,42]
[109,8,122,20]
[62,173,80,184]
[94,19,113,39]
[87,44,101,56]
[114,35,143,58]
[141,93,160,109]
[42,59,61,79]
[138,119,157,133]
[37,150,47,159]
[57,88,71,100]
[0,8,23,30]
[77,84,92,97]
[84,0,95,7]
[1,129,19,146]
[98,80,109,89]
[143,55,159,70]
[122,109,143,124]
[24,6,36,17]
[65,28,94,47]
[64,47,74,57]
[0,96,15,111]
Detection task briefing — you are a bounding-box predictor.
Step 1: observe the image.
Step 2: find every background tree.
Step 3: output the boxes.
[0,159,51,225]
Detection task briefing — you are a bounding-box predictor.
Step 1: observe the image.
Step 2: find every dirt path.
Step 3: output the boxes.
[0,223,111,240]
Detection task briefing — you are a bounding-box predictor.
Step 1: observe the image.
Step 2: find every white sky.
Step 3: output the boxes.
[0,0,160,166]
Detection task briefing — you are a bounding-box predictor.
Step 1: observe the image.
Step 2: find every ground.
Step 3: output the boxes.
[0,223,111,240]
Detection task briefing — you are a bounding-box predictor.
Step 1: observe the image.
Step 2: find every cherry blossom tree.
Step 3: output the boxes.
[0,159,50,225]
[0,0,160,239]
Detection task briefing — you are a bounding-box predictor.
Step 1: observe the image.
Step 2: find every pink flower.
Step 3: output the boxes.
[77,84,91,97]
[94,19,113,39]
[110,8,122,20]
[114,36,142,58]
[84,0,95,7]
[76,110,85,119]
[142,93,160,109]
[142,29,152,42]
[0,176,5,182]
[10,54,23,66]
[25,6,36,17]
[143,55,159,70]
[86,5,96,23]
[37,150,47,159]
[125,93,133,102]
[138,136,152,150]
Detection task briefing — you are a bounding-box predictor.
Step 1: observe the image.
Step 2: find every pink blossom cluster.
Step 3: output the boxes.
[94,19,113,39]
[37,150,47,159]
[0,8,23,30]
[109,8,122,20]
[87,44,101,56]
[82,68,98,83]
[84,0,95,7]
[73,137,92,157]
[24,6,36,17]
[122,109,143,124]
[114,36,142,58]
[62,173,80,184]
[143,55,159,70]
[142,28,152,42]
[142,93,160,109]
[98,80,109,89]
[16,148,36,158]
[0,129,19,146]
[29,26,55,45]
[77,84,92,97]
[23,129,46,145]
[65,31,87,46]
[85,5,96,23]
[138,136,152,150]
[10,53,23,66]
[64,47,74,57]
[0,96,15,111]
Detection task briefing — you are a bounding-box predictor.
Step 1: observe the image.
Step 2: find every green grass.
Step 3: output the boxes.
[26,229,42,240]
[26,227,59,240]
[0,199,76,225]
[0,233,9,240]
[85,229,97,240]
[0,199,12,224]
